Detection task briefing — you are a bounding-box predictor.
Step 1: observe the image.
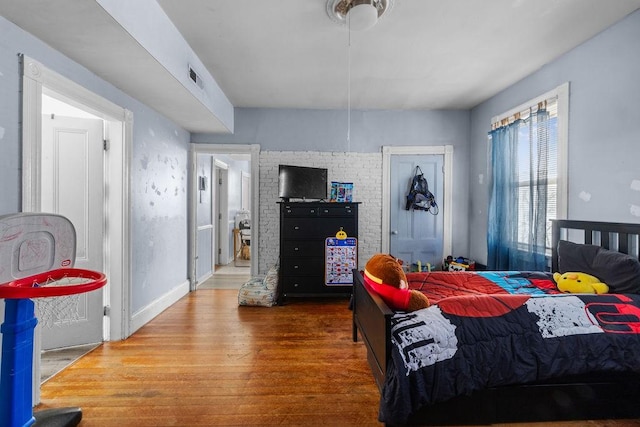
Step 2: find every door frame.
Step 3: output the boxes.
[214,160,229,266]
[189,143,260,291]
[21,55,132,373]
[382,145,453,258]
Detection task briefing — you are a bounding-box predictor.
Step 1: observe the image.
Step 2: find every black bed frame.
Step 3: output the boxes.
[352,219,640,426]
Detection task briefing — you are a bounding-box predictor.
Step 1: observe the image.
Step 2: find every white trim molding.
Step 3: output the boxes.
[20,54,133,405]
[21,54,132,342]
[556,82,570,220]
[130,280,190,334]
[188,143,260,291]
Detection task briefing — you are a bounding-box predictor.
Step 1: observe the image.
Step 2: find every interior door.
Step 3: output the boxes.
[40,114,105,349]
[195,154,214,281]
[390,154,444,270]
[216,167,230,264]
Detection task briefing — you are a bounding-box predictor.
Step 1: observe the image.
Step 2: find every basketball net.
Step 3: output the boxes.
[34,276,91,328]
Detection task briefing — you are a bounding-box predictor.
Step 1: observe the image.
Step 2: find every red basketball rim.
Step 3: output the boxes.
[0,268,107,299]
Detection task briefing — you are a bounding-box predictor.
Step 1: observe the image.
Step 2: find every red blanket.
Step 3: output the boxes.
[406,270,560,303]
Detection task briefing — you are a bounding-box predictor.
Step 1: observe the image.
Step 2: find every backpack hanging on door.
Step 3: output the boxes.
[405,166,439,215]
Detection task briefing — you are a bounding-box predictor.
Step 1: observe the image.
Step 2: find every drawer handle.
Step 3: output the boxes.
[294,247,299,251]
[294,226,299,230]
[294,265,299,269]
[294,283,299,288]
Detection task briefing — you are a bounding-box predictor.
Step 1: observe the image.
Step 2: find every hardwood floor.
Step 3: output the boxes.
[196,263,251,290]
[36,289,640,426]
[40,343,100,383]
[36,290,379,426]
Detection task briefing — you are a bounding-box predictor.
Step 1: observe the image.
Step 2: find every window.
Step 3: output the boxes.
[514,100,558,249]
[487,83,568,270]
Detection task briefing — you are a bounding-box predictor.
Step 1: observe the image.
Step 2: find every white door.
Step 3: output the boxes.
[390,155,444,270]
[241,171,251,212]
[216,167,230,265]
[195,155,215,281]
[214,166,221,265]
[40,114,105,349]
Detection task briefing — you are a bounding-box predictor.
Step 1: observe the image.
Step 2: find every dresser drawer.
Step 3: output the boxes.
[281,218,357,239]
[281,205,320,217]
[281,257,324,276]
[281,276,352,295]
[318,205,357,217]
[281,275,322,293]
[281,240,322,257]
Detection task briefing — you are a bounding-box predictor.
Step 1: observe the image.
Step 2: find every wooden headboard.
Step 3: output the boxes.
[551,219,640,273]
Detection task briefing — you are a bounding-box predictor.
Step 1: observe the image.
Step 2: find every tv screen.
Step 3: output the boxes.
[278,165,328,201]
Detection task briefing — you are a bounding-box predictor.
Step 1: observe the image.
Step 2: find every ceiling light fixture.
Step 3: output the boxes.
[326,0,394,31]
[327,0,394,149]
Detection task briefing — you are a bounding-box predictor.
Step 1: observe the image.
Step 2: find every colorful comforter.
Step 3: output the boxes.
[379,271,640,424]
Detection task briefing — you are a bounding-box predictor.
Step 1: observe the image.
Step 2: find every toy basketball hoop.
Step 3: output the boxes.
[0,213,107,427]
[4,267,107,331]
[0,268,106,299]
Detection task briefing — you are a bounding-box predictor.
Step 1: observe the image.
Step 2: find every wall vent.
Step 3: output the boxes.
[188,65,204,89]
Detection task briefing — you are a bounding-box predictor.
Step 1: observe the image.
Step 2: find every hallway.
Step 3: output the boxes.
[197,262,251,290]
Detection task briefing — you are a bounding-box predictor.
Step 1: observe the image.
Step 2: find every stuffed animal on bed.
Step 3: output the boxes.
[364,253,431,311]
[553,272,609,294]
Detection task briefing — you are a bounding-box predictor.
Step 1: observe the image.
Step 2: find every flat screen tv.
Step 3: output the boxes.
[278,165,328,201]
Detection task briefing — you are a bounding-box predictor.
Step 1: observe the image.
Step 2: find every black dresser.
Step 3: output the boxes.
[278,202,359,303]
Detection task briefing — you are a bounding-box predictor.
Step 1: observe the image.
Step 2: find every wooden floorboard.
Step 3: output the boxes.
[36,290,379,426]
[35,289,640,426]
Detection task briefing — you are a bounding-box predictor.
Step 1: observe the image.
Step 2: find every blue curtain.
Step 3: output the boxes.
[487,108,550,271]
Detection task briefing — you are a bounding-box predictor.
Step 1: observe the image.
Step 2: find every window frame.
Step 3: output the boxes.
[490,83,569,251]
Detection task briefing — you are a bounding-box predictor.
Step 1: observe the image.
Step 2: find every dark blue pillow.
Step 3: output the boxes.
[557,240,640,294]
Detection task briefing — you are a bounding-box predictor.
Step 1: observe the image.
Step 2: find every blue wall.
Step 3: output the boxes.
[193,108,472,255]
[193,108,469,153]
[0,16,190,316]
[468,9,640,264]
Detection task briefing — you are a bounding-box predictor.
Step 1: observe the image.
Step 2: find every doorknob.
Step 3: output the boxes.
[391,230,398,235]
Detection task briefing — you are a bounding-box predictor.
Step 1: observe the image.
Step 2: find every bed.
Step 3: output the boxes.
[352,220,640,426]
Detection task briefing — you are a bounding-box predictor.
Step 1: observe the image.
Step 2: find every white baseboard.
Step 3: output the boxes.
[197,272,212,285]
[130,280,190,334]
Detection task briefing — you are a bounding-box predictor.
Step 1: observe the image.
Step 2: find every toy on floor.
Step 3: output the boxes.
[363,253,430,311]
[238,263,279,307]
[553,271,609,294]
[0,213,107,427]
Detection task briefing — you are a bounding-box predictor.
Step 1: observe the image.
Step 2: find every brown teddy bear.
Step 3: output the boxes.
[363,253,430,311]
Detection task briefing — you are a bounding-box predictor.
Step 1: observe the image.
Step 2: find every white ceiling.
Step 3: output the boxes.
[156,0,640,111]
[2,0,640,132]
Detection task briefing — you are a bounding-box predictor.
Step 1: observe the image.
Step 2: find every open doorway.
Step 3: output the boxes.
[189,144,259,291]
[21,55,132,403]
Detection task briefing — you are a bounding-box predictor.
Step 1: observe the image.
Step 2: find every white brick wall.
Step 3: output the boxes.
[258,151,382,274]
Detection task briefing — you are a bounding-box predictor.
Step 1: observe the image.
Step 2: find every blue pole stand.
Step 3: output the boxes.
[1,298,38,427]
